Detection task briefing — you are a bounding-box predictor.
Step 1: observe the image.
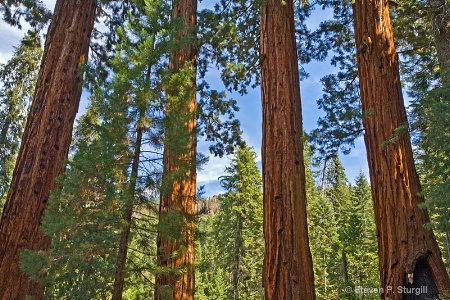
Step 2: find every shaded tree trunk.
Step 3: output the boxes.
[260,0,316,298]
[320,155,328,196]
[112,107,145,300]
[233,213,242,300]
[352,0,450,298]
[342,249,349,282]
[0,0,97,299]
[429,0,450,85]
[154,0,197,298]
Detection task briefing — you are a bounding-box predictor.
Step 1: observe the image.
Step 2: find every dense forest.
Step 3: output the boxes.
[0,0,449,299]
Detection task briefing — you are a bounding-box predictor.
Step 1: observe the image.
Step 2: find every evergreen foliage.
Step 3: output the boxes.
[306,146,379,299]
[195,209,228,300]
[417,83,450,270]
[0,30,42,213]
[305,0,363,157]
[344,172,378,288]
[0,0,51,29]
[20,97,128,299]
[196,145,264,299]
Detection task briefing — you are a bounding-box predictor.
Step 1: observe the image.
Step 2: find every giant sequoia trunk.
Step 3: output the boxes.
[260,0,316,298]
[0,0,97,299]
[154,0,197,298]
[352,0,450,298]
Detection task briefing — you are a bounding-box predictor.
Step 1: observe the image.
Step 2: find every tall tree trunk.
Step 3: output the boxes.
[233,213,242,300]
[342,249,349,282]
[112,107,145,300]
[0,0,97,299]
[320,155,328,196]
[429,0,450,85]
[446,232,450,268]
[260,0,316,298]
[154,0,197,298]
[352,0,450,298]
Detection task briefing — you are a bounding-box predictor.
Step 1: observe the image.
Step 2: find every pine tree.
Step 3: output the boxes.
[0,0,97,298]
[195,146,264,300]
[352,0,450,297]
[307,0,363,157]
[215,145,264,300]
[195,202,228,300]
[309,153,357,299]
[308,189,341,299]
[344,172,378,288]
[20,98,129,299]
[0,0,51,30]
[0,30,42,212]
[260,0,316,297]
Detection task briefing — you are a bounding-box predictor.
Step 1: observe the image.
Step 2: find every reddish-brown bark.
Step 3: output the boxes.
[352,0,450,298]
[260,0,316,298]
[154,0,197,298]
[0,0,97,299]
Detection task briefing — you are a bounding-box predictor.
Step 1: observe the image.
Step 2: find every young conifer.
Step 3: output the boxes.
[0,30,42,210]
[215,145,264,300]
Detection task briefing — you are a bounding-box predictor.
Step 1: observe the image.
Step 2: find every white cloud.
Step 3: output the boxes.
[0,22,23,63]
[0,0,56,64]
[197,154,229,184]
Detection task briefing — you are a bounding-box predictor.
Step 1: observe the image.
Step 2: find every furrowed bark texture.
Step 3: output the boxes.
[352,0,450,298]
[154,0,197,298]
[260,0,316,298]
[0,0,97,299]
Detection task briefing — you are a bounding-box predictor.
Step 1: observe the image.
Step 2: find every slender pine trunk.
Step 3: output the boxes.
[112,105,146,299]
[342,249,349,282]
[233,213,242,300]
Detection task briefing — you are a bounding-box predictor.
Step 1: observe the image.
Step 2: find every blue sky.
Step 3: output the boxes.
[0,0,369,197]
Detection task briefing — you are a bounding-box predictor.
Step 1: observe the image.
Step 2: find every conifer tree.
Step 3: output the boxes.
[0,0,51,30]
[195,146,264,299]
[215,145,264,300]
[0,30,42,211]
[195,209,228,300]
[108,0,173,296]
[154,0,198,298]
[344,172,378,288]
[260,0,316,297]
[324,156,352,289]
[308,187,340,299]
[0,0,97,298]
[352,0,450,297]
[20,97,129,299]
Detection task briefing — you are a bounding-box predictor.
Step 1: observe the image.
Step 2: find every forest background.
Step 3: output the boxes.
[0,0,449,299]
